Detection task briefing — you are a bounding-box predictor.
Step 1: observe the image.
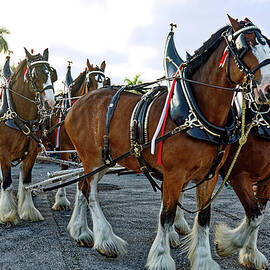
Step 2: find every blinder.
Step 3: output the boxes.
[50,66,57,83]
[26,60,56,93]
[235,34,248,59]
[86,70,106,88]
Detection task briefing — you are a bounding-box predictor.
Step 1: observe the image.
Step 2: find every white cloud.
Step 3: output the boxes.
[0,0,158,90]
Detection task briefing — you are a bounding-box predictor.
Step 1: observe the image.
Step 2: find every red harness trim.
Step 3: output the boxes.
[0,87,3,99]
[71,98,79,106]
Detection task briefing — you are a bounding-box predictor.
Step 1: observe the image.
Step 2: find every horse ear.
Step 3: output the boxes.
[100,61,106,71]
[24,47,32,60]
[86,58,94,71]
[86,59,91,69]
[227,14,241,32]
[43,48,49,61]
[244,17,252,23]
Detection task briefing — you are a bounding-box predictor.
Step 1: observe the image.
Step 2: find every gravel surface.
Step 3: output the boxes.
[0,161,269,270]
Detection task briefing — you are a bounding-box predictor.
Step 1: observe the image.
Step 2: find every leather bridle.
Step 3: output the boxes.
[224,24,270,88]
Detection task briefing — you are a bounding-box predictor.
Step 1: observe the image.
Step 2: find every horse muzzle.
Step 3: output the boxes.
[42,86,55,108]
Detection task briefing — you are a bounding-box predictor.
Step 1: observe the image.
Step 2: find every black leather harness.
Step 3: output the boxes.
[0,85,45,166]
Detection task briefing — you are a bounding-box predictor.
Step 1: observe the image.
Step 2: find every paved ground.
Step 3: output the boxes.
[0,161,269,270]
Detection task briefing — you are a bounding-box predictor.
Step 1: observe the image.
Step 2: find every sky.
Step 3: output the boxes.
[1,0,270,92]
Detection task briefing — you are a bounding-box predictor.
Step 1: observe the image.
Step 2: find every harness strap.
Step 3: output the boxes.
[42,124,187,192]
[251,58,270,74]
[102,86,127,167]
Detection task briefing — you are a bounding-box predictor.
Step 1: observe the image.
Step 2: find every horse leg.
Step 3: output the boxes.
[238,206,268,270]
[215,173,266,269]
[238,183,269,270]
[67,179,94,247]
[174,192,191,235]
[52,151,71,211]
[17,157,44,221]
[168,192,190,249]
[146,174,184,270]
[88,167,127,257]
[0,164,18,225]
[184,177,220,270]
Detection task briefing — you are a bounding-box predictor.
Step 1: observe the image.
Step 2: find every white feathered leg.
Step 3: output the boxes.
[215,214,264,258]
[146,202,176,270]
[184,214,220,270]
[239,213,268,270]
[89,168,127,257]
[52,187,71,211]
[0,185,18,225]
[17,165,44,221]
[67,186,94,247]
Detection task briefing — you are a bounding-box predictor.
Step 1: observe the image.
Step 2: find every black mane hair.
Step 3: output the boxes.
[70,70,87,97]
[185,25,231,78]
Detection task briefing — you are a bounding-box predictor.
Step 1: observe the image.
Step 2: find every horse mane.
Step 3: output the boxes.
[70,71,87,97]
[185,25,231,78]
[8,59,27,87]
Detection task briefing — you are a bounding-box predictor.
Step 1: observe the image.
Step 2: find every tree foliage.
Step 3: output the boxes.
[124,74,142,86]
[0,27,10,54]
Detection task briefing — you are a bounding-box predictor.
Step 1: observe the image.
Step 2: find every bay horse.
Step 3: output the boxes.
[64,16,270,269]
[0,48,56,226]
[46,59,108,210]
[213,98,270,269]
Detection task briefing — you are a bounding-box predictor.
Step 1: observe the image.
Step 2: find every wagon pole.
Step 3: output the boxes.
[41,150,77,154]
[25,168,84,191]
[36,155,82,167]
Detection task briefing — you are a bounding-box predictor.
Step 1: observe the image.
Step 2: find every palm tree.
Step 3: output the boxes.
[124,74,142,86]
[0,27,10,54]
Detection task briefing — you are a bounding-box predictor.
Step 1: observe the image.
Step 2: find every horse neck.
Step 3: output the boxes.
[11,67,38,120]
[191,42,235,127]
[72,78,87,97]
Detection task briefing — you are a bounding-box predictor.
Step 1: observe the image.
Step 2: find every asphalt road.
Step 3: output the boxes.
[0,161,269,270]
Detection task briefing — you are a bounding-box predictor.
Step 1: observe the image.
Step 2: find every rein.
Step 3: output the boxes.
[178,89,255,214]
[5,86,37,104]
[38,122,189,192]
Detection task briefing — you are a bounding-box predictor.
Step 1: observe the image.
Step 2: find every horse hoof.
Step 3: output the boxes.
[174,225,190,235]
[4,221,17,228]
[215,243,224,257]
[52,204,71,211]
[96,248,118,258]
[77,239,94,248]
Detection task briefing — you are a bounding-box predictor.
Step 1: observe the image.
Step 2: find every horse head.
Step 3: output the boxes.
[226,15,270,105]
[24,48,56,108]
[86,59,109,91]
